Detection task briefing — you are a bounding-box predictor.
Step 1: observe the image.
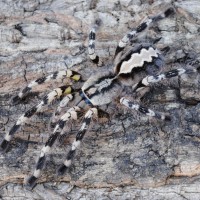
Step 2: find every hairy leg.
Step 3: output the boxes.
[26,106,81,188]
[88,18,102,66]
[121,68,196,119]
[120,97,170,121]
[1,85,74,151]
[114,7,174,58]
[13,70,81,102]
[51,94,74,125]
[133,68,196,92]
[57,107,98,175]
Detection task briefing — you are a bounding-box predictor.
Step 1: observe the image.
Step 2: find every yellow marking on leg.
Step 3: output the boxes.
[64,86,72,95]
[72,74,81,81]
[66,70,81,81]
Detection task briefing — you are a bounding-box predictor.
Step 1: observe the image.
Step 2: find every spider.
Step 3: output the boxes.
[0,7,197,189]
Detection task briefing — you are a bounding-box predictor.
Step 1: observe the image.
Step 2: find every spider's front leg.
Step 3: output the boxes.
[13,70,81,103]
[50,93,75,125]
[57,107,98,176]
[26,106,81,188]
[26,107,99,188]
[0,85,74,152]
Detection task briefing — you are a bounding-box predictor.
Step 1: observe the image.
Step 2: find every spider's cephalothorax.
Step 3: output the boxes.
[82,43,163,106]
[0,7,197,188]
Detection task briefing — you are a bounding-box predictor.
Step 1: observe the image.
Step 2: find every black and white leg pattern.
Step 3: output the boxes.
[115,7,174,57]
[57,107,98,175]
[120,97,170,121]
[134,68,196,92]
[53,106,81,136]
[88,26,102,66]
[1,85,73,151]
[122,68,196,118]
[26,106,81,188]
[51,94,74,124]
[88,28,98,63]
[13,70,81,102]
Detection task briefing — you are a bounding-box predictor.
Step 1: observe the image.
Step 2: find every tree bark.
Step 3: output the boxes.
[0,0,200,199]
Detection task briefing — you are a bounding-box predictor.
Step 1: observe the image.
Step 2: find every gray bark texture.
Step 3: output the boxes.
[0,0,200,199]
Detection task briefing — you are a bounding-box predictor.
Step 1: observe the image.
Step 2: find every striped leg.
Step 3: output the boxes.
[88,19,102,66]
[57,108,98,176]
[120,97,170,121]
[114,7,174,57]
[0,86,73,152]
[51,94,74,124]
[13,70,81,103]
[26,106,81,188]
[134,68,197,92]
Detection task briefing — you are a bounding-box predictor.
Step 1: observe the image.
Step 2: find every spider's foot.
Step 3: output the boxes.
[57,164,68,176]
[0,139,10,152]
[25,175,37,189]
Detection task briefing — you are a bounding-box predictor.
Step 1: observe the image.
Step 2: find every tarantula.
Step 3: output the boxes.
[0,7,196,188]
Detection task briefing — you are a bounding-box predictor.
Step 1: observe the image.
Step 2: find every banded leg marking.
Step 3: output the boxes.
[88,27,102,66]
[1,86,73,152]
[14,70,81,102]
[57,108,98,176]
[51,94,74,124]
[120,97,170,121]
[134,68,196,92]
[26,106,81,188]
[115,7,174,57]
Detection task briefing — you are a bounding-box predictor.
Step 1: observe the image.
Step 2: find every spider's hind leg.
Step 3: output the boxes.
[120,97,171,121]
[125,68,197,120]
[114,7,174,58]
[133,68,197,92]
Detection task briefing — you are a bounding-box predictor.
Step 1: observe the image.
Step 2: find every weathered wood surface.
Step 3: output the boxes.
[0,0,200,199]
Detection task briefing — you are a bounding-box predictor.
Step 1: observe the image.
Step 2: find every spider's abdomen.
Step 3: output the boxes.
[115,44,164,76]
[81,72,122,106]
